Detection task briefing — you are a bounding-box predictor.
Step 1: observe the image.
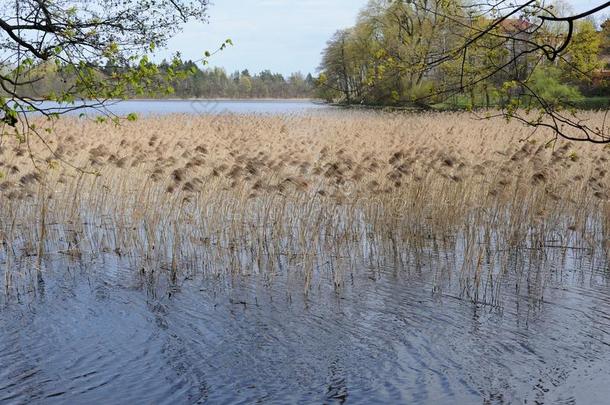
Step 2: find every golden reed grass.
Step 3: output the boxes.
[0,111,608,303]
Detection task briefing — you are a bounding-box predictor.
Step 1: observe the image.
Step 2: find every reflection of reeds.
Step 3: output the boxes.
[0,112,609,304]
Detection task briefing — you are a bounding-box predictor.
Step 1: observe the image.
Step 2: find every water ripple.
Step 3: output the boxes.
[1,249,609,403]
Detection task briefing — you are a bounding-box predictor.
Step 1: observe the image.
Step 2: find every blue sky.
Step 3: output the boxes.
[161,0,607,76]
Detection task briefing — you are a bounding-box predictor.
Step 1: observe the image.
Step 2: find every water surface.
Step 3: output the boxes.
[1,248,609,404]
[30,99,331,116]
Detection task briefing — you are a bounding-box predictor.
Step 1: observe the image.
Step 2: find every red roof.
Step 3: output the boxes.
[499,19,533,33]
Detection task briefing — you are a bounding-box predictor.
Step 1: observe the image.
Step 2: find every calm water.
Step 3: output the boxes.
[3,101,610,402]
[31,99,331,116]
[1,248,610,404]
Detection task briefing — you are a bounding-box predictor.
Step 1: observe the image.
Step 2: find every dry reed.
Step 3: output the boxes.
[0,111,609,304]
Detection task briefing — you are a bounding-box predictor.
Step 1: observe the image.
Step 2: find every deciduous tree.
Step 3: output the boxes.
[0,0,209,134]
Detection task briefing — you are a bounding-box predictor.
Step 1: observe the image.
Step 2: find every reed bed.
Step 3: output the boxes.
[0,111,609,304]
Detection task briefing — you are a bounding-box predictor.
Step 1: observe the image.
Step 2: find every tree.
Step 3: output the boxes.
[317,0,469,105]
[0,0,209,137]
[287,73,307,98]
[372,0,465,101]
[600,18,610,64]
[238,75,253,97]
[527,65,582,107]
[319,29,354,103]
[404,0,610,142]
[559,20,602,86]
[318,0,610,143]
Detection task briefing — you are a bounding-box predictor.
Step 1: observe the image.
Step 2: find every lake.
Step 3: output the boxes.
[1,248,609,404]
[31,99,332,116]
[1,108,610,404]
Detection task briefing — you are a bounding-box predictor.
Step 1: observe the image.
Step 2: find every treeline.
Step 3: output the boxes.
[24,61,316,100]
[155,61,317,98]
[317,0,610,108]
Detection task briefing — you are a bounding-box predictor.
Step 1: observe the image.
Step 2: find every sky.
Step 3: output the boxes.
[160,0,608,76]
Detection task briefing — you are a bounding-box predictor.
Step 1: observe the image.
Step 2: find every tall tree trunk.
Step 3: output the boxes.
[341,38,351,104]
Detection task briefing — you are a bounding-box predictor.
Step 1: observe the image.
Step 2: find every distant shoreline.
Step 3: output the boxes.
[27,97,326,104]
[124,98,323,103]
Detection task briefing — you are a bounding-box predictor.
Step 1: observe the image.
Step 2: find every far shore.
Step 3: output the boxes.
[119,97,323,103]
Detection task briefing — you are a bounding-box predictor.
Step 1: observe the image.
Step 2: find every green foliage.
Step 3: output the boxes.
[601,19,610,56]
[526,66,582,107]
[156,63,315,99]
[126,113,139,122]
[560,21,602,85]
[0,0,210,133]
[573,96,610,110]
[317,0,608,111]
[318,0,471,105]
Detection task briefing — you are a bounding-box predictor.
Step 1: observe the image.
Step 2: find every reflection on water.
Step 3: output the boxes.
[1,247,609,404]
